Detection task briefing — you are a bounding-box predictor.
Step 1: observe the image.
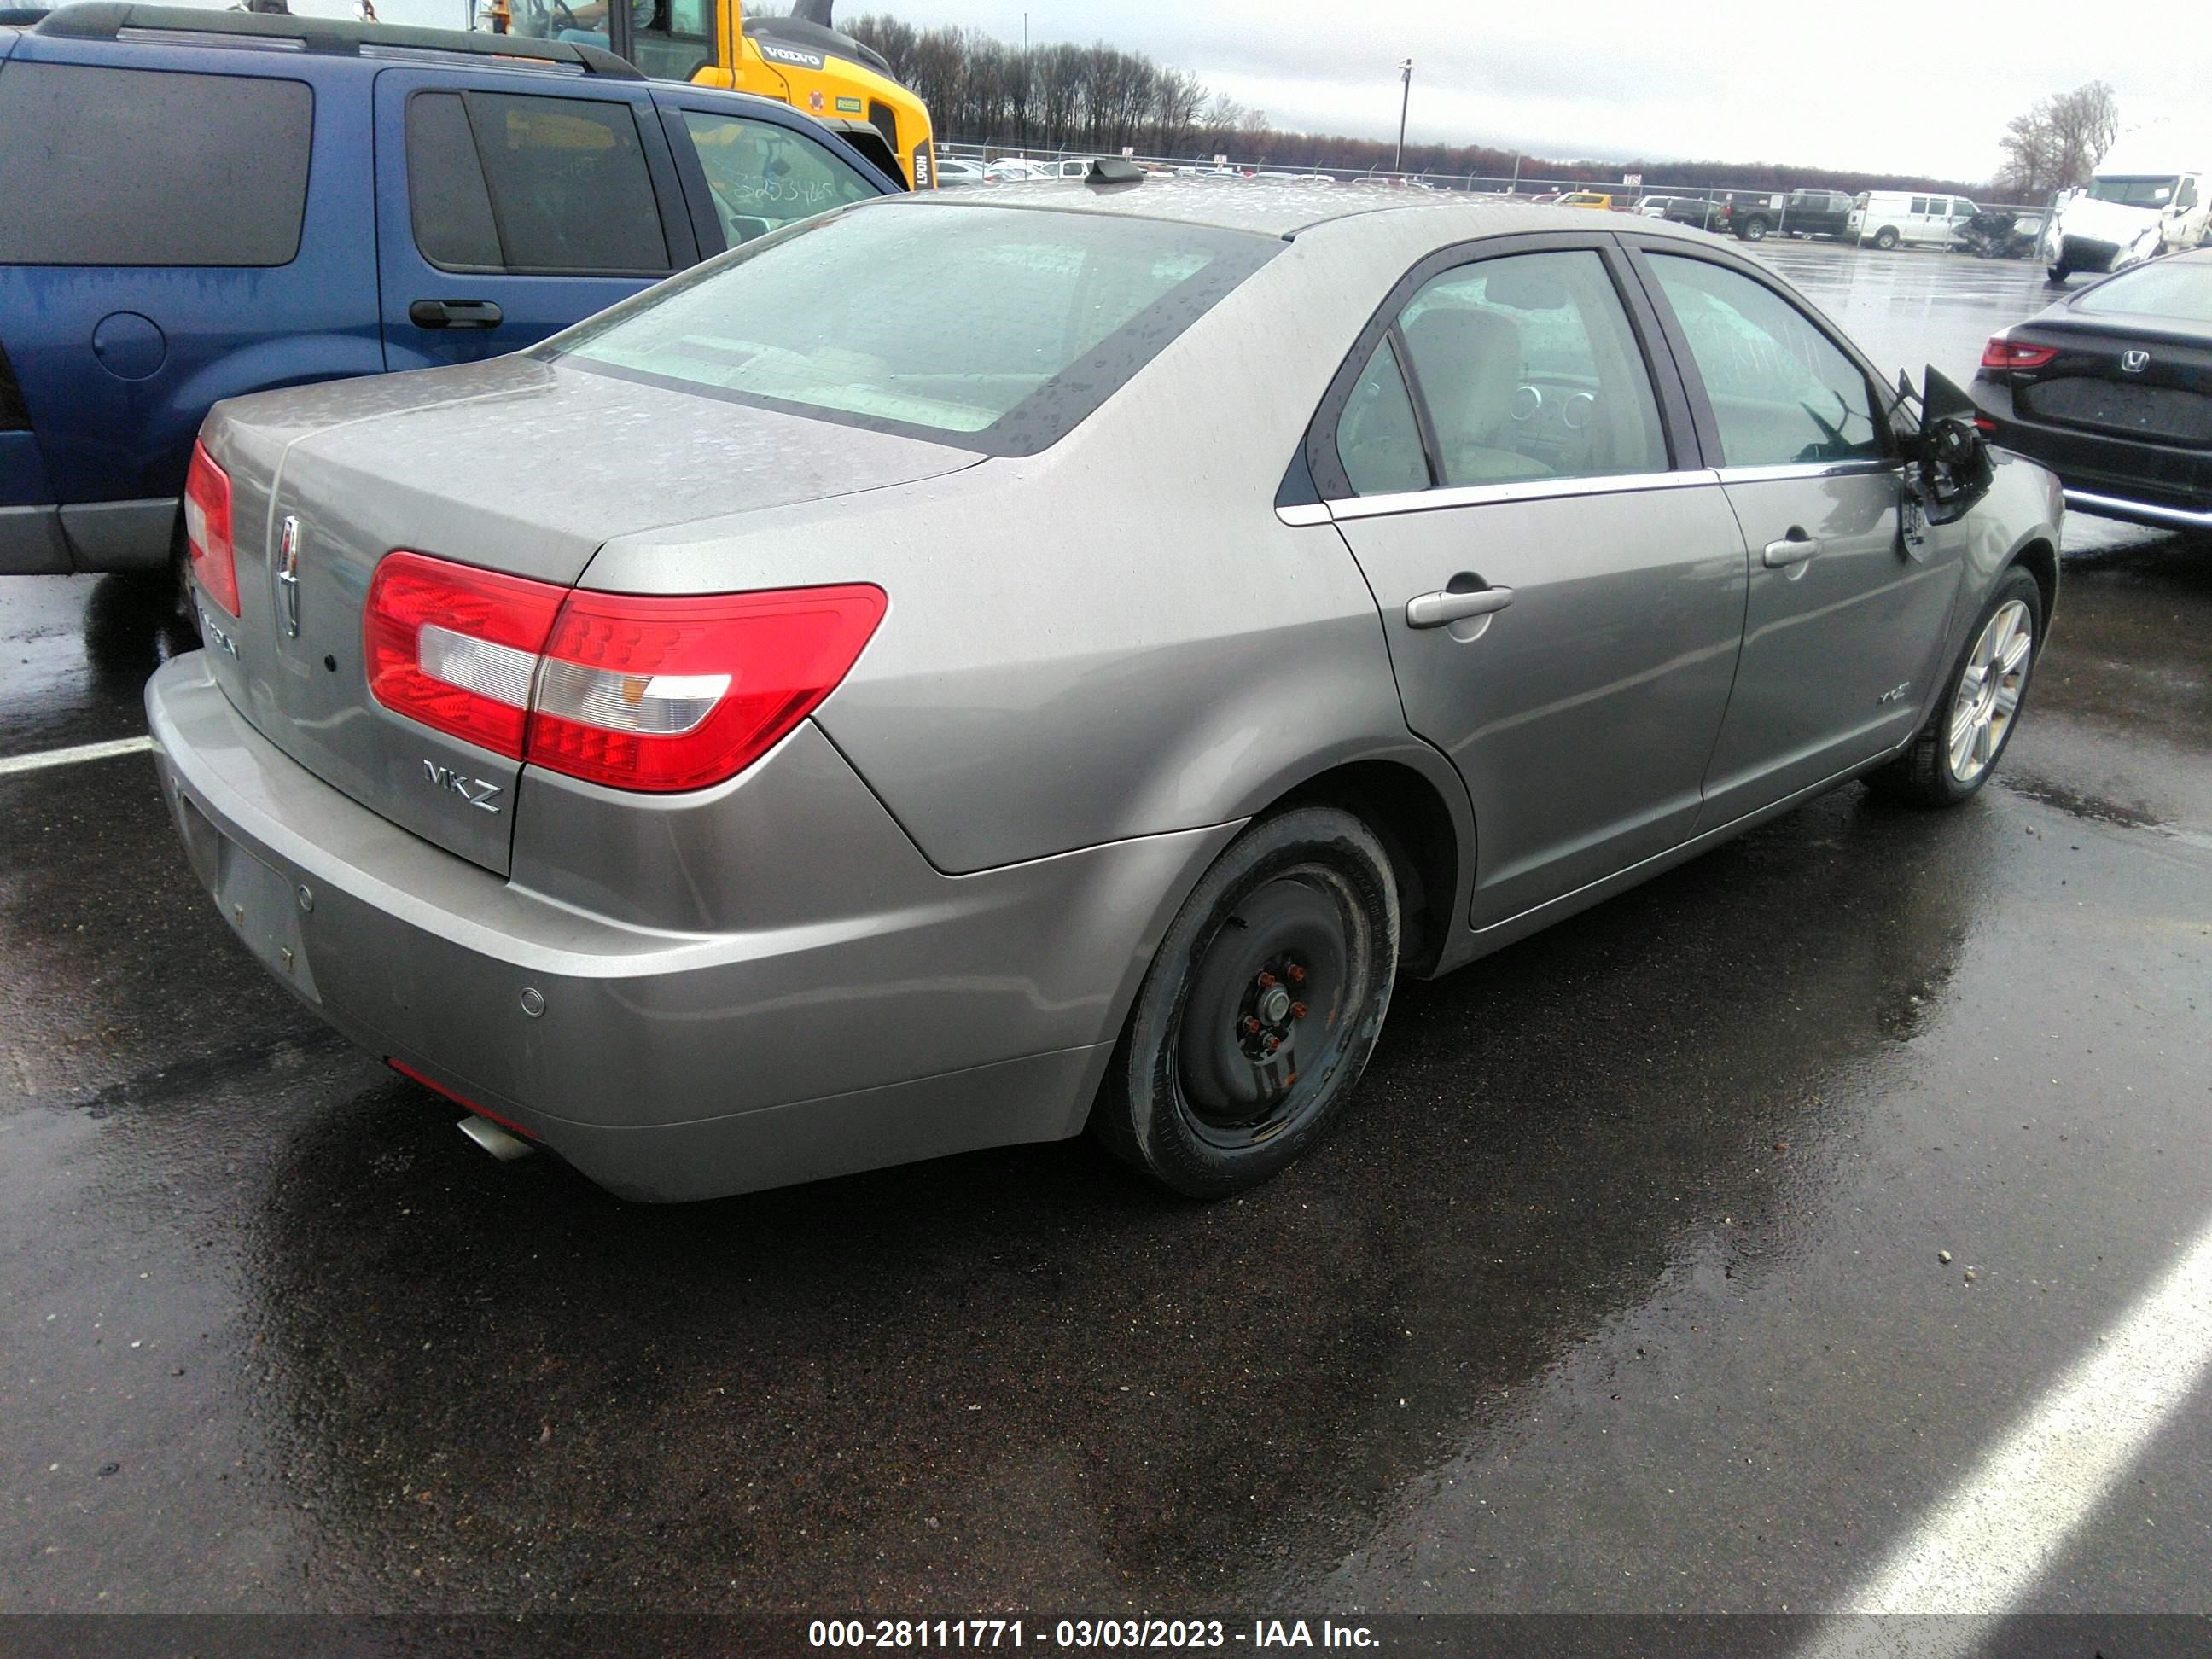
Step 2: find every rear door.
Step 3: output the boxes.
[1316,235,1749,928]
[373,67,697,371]
[1627,243,1966,826]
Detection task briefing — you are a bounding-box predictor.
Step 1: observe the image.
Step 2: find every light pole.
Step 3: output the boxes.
[1394,57,1413,176]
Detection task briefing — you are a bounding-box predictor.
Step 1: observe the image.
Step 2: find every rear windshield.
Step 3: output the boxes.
[2073,259,2212,323]
[553,201,1280,454]
[2088,176,2180,207]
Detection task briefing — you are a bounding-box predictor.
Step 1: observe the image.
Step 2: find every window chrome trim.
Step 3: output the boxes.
[1321,469,1721,523]
[1713,459,1901,486]
[1275,502,1335,527]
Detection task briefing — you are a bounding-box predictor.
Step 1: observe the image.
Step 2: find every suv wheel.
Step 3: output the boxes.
[1091,806,1400,1197]
[1738,215,1770,242]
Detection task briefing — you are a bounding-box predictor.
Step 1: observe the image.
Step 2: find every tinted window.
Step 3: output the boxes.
[1391,250,1668,486]
[1648,254,1882,469]
[679,109,878,249]
[406,93,504,271]
[1336,338,1429,496]
[0,64,311,267]
[558,203,1277,452]
[464,92,669,276]
[633,0,715,81]
[2071,259,2212,323]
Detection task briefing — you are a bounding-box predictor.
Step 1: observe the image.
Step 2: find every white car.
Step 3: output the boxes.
[934,157,987,186]
[2040,133,2209,282]
[982,157,1054,183]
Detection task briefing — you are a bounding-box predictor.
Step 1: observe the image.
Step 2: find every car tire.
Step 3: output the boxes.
[1866,568,2042,808]
[1091,806,1400,1198]
[1872,226,1899,251]
[1738,216,1770,242]
[2046,264,2069,284]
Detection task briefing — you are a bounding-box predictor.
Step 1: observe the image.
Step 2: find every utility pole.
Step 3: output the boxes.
[1394,57,1413,175]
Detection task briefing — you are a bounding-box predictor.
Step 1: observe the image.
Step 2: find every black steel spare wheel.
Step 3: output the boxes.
[1094,806,1400,1196]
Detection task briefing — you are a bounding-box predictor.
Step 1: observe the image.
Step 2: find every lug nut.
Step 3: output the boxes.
[1263,1034,1279,1053]
[1255,971,1277,988]
[1287,963,1306,983]
[1243,1016,1262,1035]
[1290,1002,1307,1021]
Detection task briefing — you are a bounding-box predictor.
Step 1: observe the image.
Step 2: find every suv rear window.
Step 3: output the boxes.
[554,202,1279,454]
[405,90,670,277]
[0,63,311,266]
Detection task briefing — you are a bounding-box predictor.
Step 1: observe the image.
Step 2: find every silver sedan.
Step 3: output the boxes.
[149,181,2064,1202]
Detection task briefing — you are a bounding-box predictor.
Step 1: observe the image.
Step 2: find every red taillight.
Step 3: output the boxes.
[528,584,887,793]
[183,441,239,617]
[1982,336,2058,371]
[364,552,566,759]
[363,550,885,793]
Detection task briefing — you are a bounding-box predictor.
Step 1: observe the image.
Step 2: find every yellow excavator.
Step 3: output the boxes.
[494,0,934,189]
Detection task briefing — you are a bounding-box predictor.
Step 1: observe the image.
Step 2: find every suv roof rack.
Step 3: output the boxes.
[32,1,643,78]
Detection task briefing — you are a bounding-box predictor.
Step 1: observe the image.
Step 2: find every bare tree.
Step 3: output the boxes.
[1997,80,2118,198]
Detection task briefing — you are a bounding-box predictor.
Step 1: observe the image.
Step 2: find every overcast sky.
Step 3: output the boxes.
[211,0,2201,181]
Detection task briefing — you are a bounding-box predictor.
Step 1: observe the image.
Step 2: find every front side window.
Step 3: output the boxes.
[1647,254,1883,469]
[0,64,311,267]
[1387,250,1668,486]
[556,203,1278,452]
[1911,196,1931,215]
[2177,177,2200,212]
[679,110,879,248]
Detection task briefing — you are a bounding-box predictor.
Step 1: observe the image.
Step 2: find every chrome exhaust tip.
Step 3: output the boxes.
[458,1115,535,1162]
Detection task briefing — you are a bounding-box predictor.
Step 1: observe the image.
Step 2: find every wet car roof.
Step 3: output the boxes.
[898,176,1726,242]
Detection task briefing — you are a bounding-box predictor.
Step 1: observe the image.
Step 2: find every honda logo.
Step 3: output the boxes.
[2122,349,2151,374]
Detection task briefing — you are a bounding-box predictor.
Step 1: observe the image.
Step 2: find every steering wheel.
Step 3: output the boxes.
[548,1,578,30]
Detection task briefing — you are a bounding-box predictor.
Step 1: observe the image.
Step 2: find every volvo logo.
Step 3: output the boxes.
[276,515,303,637]
[2122,350,2151,374]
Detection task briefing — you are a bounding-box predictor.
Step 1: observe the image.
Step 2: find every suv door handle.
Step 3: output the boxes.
[1761,529,1822,568]
[408,299,504,330]
[1406,584,1515,628]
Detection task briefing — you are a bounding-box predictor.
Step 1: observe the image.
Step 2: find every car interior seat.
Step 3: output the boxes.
[1400,307,1551,481]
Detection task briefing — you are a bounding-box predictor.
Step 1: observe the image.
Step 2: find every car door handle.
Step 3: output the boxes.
[408,299,504,330]
[1406,585,1515,628]
[1761,530,1822,568]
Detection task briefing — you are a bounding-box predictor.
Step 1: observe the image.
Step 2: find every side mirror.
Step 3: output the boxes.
[1900,365,1994,526]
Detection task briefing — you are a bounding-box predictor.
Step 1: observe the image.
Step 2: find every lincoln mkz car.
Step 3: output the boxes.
[148,178,2064,1202]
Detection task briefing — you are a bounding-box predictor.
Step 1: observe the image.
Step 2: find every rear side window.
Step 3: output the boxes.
[405,90,670,276]
[0,63,311,267]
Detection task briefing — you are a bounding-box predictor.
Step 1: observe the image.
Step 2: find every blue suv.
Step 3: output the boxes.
[0,2,896,581]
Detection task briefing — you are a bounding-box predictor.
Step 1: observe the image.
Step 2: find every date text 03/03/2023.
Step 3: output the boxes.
[806,1619,1381,1649]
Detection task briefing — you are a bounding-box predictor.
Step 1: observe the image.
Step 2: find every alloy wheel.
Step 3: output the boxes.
[1947,598,2033,785]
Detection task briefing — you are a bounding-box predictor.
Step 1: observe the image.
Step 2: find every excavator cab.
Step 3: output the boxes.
[604,0,930,189]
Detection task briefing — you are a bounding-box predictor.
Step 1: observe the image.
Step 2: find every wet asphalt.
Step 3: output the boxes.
[2,242,2209,1628]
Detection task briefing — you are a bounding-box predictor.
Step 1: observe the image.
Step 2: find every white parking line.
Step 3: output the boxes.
[0,735,154,778]
[1804,1220,2212,1654]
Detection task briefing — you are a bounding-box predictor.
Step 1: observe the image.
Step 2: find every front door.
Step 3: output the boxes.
[1316,241,1749,928]
[1632,247,1967,828]
[371,68,695,372]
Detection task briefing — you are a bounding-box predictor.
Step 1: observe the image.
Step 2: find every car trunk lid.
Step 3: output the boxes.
[195,354,980,876]
[2007,316,2212,447]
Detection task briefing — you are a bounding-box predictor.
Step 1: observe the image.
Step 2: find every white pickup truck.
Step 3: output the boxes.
[2041,134,2209,282]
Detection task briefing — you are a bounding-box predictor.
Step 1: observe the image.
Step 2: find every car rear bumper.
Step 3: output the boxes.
[146,652,1232,1200]
[1969,381,2211,529]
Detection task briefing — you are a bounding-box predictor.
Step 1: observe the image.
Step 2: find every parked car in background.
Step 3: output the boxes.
[983,157,1055,183]
[2040,135,2209,284]
[1970,247,2212,532]
[934,156,987,185]
[1557,191,1613,211]
[1849,190,1978,250]
[1634,195,1690,218]
[1662,195,1728,230]
[0,2,895,584]
[1754,189,1857,241]
[151,184,2060,1203]
[1959,207,2045,261]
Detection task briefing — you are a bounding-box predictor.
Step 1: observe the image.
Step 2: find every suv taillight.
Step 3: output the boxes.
[363,550,886,794]
[1982,335,2058,371]
[183,442,239,617]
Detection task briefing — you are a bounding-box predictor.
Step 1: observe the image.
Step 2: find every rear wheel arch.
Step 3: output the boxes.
[1263,758,1467,980]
